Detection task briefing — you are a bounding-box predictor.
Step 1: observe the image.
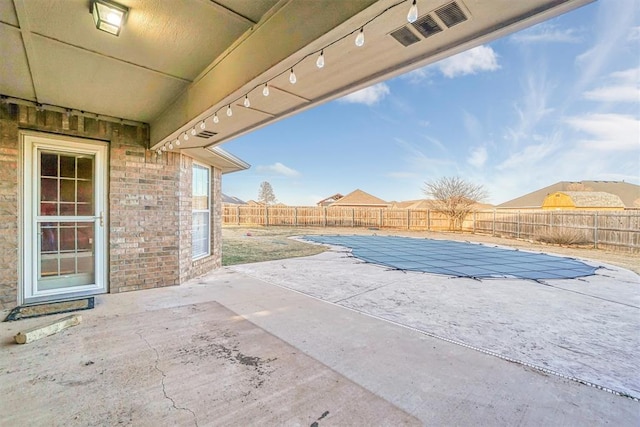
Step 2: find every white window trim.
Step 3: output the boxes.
[192,162,211,260]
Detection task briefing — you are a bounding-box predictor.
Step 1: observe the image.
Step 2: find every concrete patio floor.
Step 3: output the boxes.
[1,251,639,425]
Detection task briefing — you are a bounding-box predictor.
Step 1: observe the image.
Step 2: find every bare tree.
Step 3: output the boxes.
[258,181,277,205]
[423,176,488,230]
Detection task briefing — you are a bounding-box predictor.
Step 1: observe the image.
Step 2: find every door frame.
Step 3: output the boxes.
[19,131,109,305]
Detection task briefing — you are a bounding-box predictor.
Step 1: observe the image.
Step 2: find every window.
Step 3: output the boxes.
[192,164,210,259]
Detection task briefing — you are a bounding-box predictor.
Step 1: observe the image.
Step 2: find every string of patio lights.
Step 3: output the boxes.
[157,0,419,155]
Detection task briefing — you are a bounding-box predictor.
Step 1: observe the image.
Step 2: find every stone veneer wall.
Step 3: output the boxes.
[0,103,222,309]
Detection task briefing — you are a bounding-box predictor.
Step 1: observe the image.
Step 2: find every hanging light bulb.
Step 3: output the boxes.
[243,95,251,108]
[183,132,189,141]
[200,121,206,130]
[355,27,365,47]
[168,141,174,150]
[175,138,180,146]
[162,145,167,151]
[407,0,418,23]
[156,149,161,155]
[213,113,219,123]
[289,68,297,84]
[190,127,196,136]
[226,105,233,116]
[262,83,270,96]
[316,50,325,68]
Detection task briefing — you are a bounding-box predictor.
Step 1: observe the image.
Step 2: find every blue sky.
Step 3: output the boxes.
[222,0,640,206]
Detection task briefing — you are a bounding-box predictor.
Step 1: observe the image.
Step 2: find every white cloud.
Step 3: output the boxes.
[628,26,640,41]
[437,46,500,78]
[511,24,581,44]
[339,83,390,106]
[402,67,433,84]
[256,162,300,177]
[386,171,420,179]
[467,146,487,168]
[565,113,640,151]
[584,86,640,103]
[497,136,560,171]
[583,67,640,103]
[505,68,555,145]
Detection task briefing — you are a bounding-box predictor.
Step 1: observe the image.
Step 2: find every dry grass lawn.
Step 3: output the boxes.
[222,225,640,274]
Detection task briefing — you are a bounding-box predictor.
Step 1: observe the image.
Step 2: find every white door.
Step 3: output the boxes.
[21,133,108,304]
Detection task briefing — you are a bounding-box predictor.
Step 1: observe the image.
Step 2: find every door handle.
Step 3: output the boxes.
[96,212,104,227]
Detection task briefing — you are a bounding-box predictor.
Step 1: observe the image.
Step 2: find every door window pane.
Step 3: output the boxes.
[60,155,75,178]
[41,154,58,176]
[38,221,94,289]
[40,152,94,217]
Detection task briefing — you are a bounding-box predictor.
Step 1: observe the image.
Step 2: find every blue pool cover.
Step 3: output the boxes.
[303,235,598,280]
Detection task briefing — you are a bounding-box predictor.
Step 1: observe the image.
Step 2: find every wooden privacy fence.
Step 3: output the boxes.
[223,205,640,253]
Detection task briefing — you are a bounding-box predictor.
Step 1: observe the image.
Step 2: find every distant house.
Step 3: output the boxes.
[222,193,247,205]
[317,193,344,206]
[390,199,431,209]
[328,189,388,208]
[391,199,494,210]
[498,181,640,210]
[542,192,625,211]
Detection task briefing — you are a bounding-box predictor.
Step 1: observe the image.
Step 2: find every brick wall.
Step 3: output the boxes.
[178,156,222,283]
[0,105,19,307]
[0,102,223,309]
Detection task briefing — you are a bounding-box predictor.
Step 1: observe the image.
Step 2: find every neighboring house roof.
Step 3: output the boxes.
[317,193,344,206]
[245,200,265,206]
[498,181,640,209]
[391,199,494,210]
[329,189,388,207]
[391,199,432,209]
[222,194,246,205]
[544,191,625,208]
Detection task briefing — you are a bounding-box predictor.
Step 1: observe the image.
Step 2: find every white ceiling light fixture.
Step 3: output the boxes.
[407,0,418,23]
[355,27,365,46]
[90,0,129,36]
[316,50,325,68]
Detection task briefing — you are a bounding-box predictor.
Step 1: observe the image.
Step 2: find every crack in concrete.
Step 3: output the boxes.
[137,333,199,427]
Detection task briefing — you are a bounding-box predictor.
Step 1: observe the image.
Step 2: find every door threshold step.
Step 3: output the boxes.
[3,297,94,322]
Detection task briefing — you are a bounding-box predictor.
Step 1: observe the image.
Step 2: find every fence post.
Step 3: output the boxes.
[265,206,269,226]
[407,209,411,230]
[236,206,240,225]
[323,207,327,227]
[379,208,383,228]
[473,211,476,234]
[352,208,355,227]
[294,207,298,227]
[427,209,431,231]
[594,211,598,249]
[517,211,521,239]
[492,210,496,236]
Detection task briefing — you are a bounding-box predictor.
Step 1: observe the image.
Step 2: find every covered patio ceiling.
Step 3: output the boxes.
[1,0,593,157]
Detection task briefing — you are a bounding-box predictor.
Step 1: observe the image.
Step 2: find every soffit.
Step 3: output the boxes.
[0,0,593,150]
[150,0,593,151]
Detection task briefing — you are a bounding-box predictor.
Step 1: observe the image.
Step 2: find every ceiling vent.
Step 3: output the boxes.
[435,2,467,28]
[390,26,421,47]
[196,130,217,138]
[411,14,442,39]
